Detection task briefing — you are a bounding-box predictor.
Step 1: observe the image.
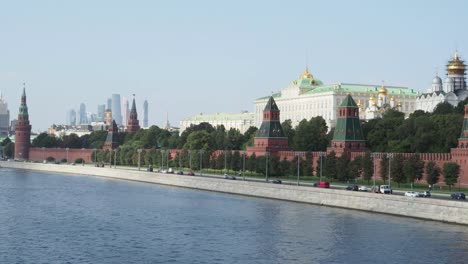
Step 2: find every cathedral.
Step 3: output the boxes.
[415,51,467,112]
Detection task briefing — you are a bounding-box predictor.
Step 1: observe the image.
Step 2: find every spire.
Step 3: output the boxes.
[455,50,459,61]
[264,96,280,111]
[131,94,137,114]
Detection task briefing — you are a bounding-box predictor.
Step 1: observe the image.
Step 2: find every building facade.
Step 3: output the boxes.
[122,97,129,128]
[0,93,10,137]
[416,51,467,112]
[14,88,31,160]
[111,94,123,125]
[180,112,255,133]
[143,99,148,128]
[79,103,87,125]
[254,67,419,129]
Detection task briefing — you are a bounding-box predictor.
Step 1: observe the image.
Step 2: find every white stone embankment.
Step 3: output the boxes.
[2,161,468,225]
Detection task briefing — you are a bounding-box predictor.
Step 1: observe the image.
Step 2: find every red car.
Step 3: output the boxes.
[187,171,195,176]
[316,181,330,188]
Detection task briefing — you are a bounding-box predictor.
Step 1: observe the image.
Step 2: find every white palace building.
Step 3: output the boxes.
[254,67,419,129]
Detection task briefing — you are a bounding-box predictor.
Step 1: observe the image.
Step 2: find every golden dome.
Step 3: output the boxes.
[372,101,377,106]
[369,95,375,101]
[357,100,362,107]
[378,96,383,100]
[397,102,402,107]
[390,96,395,101]
[300,66,314,79]
[447,50,466,72]
[378,84,388,95]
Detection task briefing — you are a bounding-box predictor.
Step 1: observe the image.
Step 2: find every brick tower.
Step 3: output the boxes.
[328,94,368,156]
[14,86,32,160]
[247,96,289,156]
[126,95,140,133]
[450,104,468,187]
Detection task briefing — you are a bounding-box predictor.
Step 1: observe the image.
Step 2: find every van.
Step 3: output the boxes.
[379,185,392,194]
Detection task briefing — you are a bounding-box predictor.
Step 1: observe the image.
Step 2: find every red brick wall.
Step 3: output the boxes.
[29,148,94,163]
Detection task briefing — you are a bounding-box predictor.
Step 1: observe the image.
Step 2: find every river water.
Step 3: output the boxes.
[0,168,467,264]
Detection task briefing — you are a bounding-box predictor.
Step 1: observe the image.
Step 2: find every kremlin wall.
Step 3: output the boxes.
[11,84,468,187]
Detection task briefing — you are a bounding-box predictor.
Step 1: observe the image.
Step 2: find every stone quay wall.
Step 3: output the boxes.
[1,161,468,226]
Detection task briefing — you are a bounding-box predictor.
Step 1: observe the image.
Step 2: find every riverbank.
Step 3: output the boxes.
[2,161,468,225]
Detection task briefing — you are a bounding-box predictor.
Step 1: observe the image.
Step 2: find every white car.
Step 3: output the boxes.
[358,186,368,191]
[405,191,419,197]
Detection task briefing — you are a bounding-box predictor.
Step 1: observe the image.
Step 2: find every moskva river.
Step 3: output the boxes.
[1,168,467,264]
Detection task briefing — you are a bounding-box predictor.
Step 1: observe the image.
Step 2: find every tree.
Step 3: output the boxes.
[443,162,460,190]
[281,119,295,147]
[32,133,62,148]
[336,154,350,181]
[403,154,424,189]
[293,117,328,151]
[433,102,455,115]
[349,155,363,181]
[390,154,405,187]
[323,151,337,181]
[279,157,291,177]
[380,156,389,182]
[247,153,257,174]
[4,142,14,158]
[425,161,440,187]
[362,152,374,184]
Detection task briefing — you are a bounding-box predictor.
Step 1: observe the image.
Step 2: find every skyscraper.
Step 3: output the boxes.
[107,98,112,111]
[79,103,88,124]
[97,104,105,122]
[122,97,129,127]
[67,109,76,126]
[0,92,10,137]
[111,94,122,125]
[143,99,148,128]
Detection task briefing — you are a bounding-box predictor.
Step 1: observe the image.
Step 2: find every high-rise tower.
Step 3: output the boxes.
[14,86,32,160]
[122,97,129,127]
[97,104,105,122]
[67,109,76,126]
[126,95,140,133]
[111,94,123,125]
[0,92,10,137]
[79,103,88,124]
[143,99,148,128]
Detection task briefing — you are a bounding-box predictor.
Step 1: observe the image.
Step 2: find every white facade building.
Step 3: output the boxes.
[254,67,419,129]
[180,112,255,133]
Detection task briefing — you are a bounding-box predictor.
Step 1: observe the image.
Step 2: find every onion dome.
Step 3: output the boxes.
[432,76,442,84]
[378,84,388,95]
[390,96,395,101]
[397,102,402,107]
[300,66,314,79]
[369,94,375,101]
[378,96,383,101]
[357,100,362,108]
[447,50,466,75]
[444,77,454,84]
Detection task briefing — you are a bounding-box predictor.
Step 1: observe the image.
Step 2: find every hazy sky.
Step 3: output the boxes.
[1,0,467,132]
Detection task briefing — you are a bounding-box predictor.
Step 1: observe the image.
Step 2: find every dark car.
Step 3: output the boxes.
[176,170,184,175]
[271,179,282,184]
[346,185,359,191]
[451,192,466,200]
[316,181,330,188]
[224,174,236,180]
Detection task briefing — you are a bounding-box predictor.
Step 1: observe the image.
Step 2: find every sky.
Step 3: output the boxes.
[1,0,467,132]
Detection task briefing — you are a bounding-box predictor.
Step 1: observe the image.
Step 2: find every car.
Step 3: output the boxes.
[379,185,392,194]
[418,191,431,197]
[176,170,184,175]
[161,169,168,173]
[405,191,419,197]
[358,186,368,192]
[187,171,195,176]
[224,174,236,180]
[451,192,466,200]
[167,168,174,174]
[271,179,282,184]
[316,181,330,188]
[346,185,359,191]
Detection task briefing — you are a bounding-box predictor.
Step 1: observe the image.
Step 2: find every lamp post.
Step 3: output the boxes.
[188,150,192,170]
[114,149,118,168]
[137,149,143,171]
[319,152,325,182]
[296,152,301,186]
[199,150,204,176]
[242,151,246,181]
[265,152,269,182]
[370,153,376,187]
[166,150,170,169]
[93,148,97,165]
[387,153,393,187]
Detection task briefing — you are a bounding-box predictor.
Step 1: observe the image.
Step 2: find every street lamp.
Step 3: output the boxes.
[137,148,143,171]
[242,151,246,181]
[114,149,118,168]
[199,149,204,176]
[93,148,97,164]
[319,152,325,182]
[296,152,301,186]
[387,153,393,187]
[265,151,270,182]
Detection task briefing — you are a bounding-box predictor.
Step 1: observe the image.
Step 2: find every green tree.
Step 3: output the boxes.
[391,154,405,187]
[425,161,440,187]
[443,162,460,190]
[293,117,328,151]
[32,133,61,148]
[323,151,337,181]
[247,153,257,174]
[403,154,424,189]
[433,102,455,115]
[4,142,14,158]
[281,119,295,147]
[336,154,350,181]
[380,156,389,182]
[361,152,374,184]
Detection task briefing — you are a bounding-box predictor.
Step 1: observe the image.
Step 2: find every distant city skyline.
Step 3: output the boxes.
[1,1,468,131]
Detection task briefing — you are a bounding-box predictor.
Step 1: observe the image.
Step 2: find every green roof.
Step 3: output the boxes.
[256,82,419,101]
[339,94,358,108]
[333,95,365,141]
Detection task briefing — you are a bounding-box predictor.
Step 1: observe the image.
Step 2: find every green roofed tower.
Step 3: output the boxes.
[247,96,289,156]
[328,94,368,155]
[103,120,119,150]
